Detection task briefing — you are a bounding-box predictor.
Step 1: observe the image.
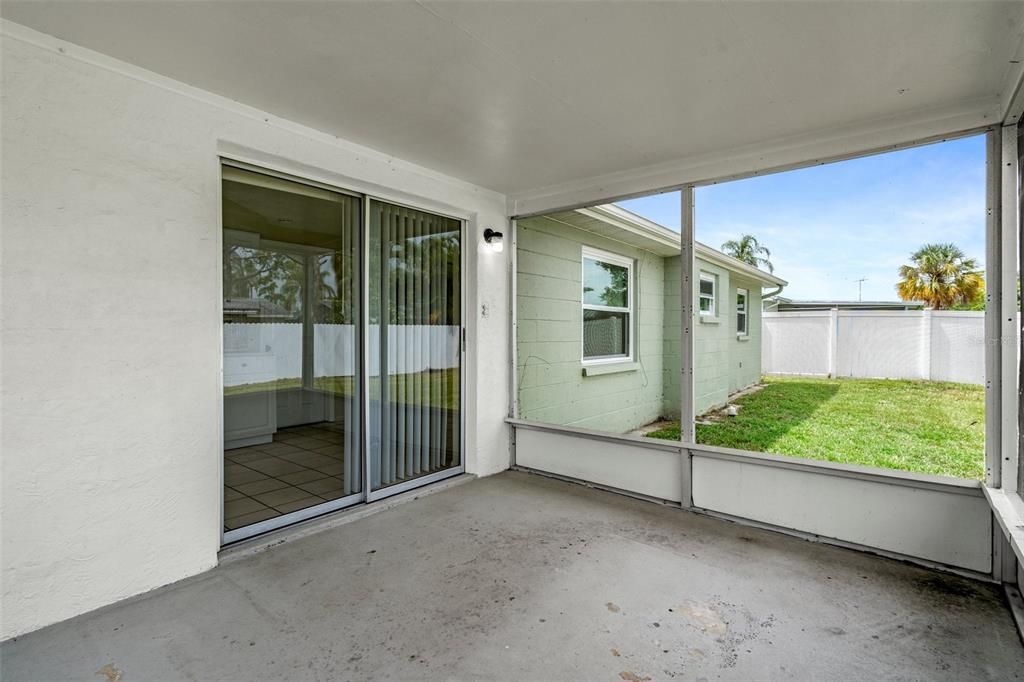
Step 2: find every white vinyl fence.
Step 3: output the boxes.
[762,310,987,385]
[224,323,460,386]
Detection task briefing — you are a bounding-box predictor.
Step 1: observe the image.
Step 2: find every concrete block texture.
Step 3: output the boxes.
[517,218,766,431]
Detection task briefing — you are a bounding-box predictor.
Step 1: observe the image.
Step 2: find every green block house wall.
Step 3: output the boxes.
[517,216,668,432]
[728,273,764,395]
[693,260,732,412]
[517,213,774,433]
[690,264,765,414]
[661,261,764,417]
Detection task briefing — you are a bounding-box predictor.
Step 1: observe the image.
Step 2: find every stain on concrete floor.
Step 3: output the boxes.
[3,471,1022,680]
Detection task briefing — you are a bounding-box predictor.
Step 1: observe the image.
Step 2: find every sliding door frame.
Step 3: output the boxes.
[219,159,466,545]
[219,159,366,545]
[363,195,467,504]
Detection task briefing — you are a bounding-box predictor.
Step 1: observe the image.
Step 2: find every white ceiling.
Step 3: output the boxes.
[5,1,1024,197]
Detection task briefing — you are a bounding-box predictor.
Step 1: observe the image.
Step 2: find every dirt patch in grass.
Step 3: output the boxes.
[695,383,768,425]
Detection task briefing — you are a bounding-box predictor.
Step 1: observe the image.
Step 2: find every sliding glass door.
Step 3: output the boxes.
[368,200,462,499]
[222,167,362,541]
[222,165,462,542]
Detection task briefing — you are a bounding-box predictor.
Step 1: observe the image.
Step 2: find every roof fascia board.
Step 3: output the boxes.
[536,212,673,259]
[694,243,787,287]
[575,205,679,251]
[572,206,786,286]
[508,99,998,218]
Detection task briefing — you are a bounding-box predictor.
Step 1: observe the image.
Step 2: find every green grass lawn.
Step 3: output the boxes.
[646,376,985,479]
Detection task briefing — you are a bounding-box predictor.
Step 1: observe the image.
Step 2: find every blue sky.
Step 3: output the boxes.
[616,134,986,301]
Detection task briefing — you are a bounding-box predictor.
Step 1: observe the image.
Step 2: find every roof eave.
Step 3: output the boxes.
[693,243,788,287]
[566,204,787,287]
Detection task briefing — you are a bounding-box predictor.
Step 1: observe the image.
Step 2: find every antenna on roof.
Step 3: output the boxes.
[855,277,868,302]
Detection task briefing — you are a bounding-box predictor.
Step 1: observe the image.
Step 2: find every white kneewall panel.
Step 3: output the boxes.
[516,429,682,503]
[1,23,510,639]
[692,456,991,573]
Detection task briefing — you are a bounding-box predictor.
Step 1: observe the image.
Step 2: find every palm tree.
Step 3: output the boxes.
[896,243,984,310]
[721,234,774,273]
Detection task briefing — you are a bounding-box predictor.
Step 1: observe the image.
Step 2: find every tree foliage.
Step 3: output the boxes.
[583,261,629,308]
[224,245,358,323]
[896,242,983,310]
[721,234,774,273]
[224,246,305,316]
[384,231,461,324]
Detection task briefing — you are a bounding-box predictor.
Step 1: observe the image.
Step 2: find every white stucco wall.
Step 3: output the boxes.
[1,22,510,639]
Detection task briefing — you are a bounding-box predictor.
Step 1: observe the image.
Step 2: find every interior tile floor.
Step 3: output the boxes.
[224,423,355,531]
[5,471,1023,680]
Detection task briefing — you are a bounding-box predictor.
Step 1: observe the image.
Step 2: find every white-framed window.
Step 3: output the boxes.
[699,272,717,316]
[736,287,749,335]
[581,247,633,362]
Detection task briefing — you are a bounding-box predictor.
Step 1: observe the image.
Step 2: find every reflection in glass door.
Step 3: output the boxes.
[368,200,463,498]
[222,167,464,542]
[222,166,361,542]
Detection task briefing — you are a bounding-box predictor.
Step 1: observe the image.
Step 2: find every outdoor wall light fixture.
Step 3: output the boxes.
[483,228,504,253]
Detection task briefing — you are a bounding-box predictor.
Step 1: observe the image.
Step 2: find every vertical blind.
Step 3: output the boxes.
[311,198,361,496]
[372,200,461,490]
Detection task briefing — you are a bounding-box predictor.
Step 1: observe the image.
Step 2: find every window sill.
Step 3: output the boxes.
[736,334,750,341]
[699,316,720,325]
[581,361,639,377]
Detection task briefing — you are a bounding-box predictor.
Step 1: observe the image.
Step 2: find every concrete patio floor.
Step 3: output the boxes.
[3,470,1023,681]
